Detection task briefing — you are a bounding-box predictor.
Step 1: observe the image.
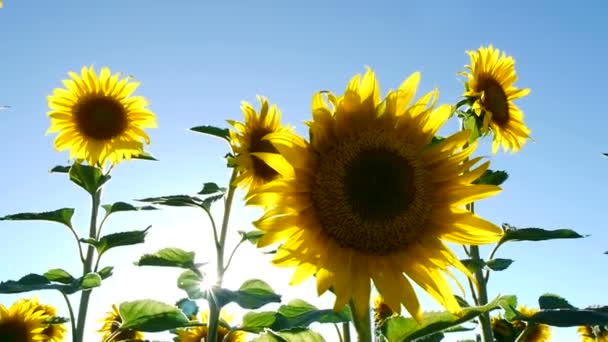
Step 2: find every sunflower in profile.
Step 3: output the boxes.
[579,325,608,342]
[461,45,531,154]
[47,65,157,166]
[247,68,503,320]
[173,310,246,342]
[0,299,49,342]
[98,304,144,342]
[16,298,66,342]
[228,96,292,195]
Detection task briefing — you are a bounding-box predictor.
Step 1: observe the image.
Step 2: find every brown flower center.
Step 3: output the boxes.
[0,320,30,342]
[74,96,128,140]
[249,129,280,182]
[479,77,509,126]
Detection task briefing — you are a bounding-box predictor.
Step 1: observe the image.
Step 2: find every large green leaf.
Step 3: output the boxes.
[190,125,231,142]
[241,311,278,333]
[473,169,509,186]
[69,163,110,195]
[86,227,151,256]
[135,248,201,274]
[177,270,204,299]
[43,269,75,284]
[0,272,102,294]
[498,224,586,247]
[213,279,281,309]
[517,307,608,327]
[252,329,326,342]
[118,300,193,332]
[0,274,56,293]
[382,295,514,341]
[1,208,74,228]
[538,293,576,310]
[101,202,157,217]
[136,195,206,210]
[273,299,351,330]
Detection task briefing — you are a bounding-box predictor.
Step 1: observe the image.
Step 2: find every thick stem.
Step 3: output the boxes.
[207,169,238,342]
[74,190,101,342]
[350,301,372,342]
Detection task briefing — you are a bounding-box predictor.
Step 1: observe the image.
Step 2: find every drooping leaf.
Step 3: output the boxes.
[239,230,265,245]
[485,258,514,271]
[80,272,102,290]
[177,270,204,299]
[190,125,231,142]
[90,227,151,256]
[101,202,157,217]
[43,269,75,284]
[1,208,74,228]
[213,279,281,309]
[175,298,199,319]
[382,295,514,341]
[136,195,205,210]
[0,274,53,293]
[135,248,200,274]
[473,170,509,186]
[538,293,576,310]
[119,300,193,332]
[198,182,226,195]
[498,225,586,247]
[50,165,71,173]
[69,163,110,195]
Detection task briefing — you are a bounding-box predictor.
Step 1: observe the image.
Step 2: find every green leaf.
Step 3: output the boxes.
[0,274,53,293]
[412,333,444,342]
[1,208,74,228]
[485,258,514,271]
[239,230,265,245]
[175,298,199,319]
[252,329,326,342]
[135,248,200,274]
[136,195,206,210]
[460,258,486,274]
[93,227,151,256]
[119,300,193,332]
[202,194,225,210]
[498,294,518,321]
[47,316,70,324]
[241,311,278,333]
[177,270,204,299]
[382,295,513,341]
[473,170,509,186]
[198,182,226,195]
[50,165,71,173]
[131,151,158,161]
[498,225,586,247]
[101,202,157,217]
[463,112,481,143]
[213,279,281,309]
[98,266,114,280]
[272,299,351,331]
[43,269,75,284]
[538,293,576,310]
[80,272,102,289]
[517,307,608,327]
[69,163,110,195]
[190,125,231,142]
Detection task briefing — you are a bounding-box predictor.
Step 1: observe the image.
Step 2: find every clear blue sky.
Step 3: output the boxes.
[1,1,607,341]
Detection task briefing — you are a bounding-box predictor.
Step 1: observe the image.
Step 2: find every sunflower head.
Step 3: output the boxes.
[0,299,50,342]
[173,310,246,342]
[47,66,157,167]
[228,96,291,195]
[579,325,608,342]
[15,298,66,342]
[248,68,502,321]
[461,45,531,154]
[511,306,551,342]
[373,295,394,324]
[98,304,144,342]
[491,316,518,342]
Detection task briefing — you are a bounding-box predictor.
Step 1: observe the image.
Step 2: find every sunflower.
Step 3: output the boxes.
[461,45,531,154]
[373,295,394,324]
[491,316,518,342]
[47,65,157,166]
[247,68,503,321]
[98,304,144,342]
[579,325,608,342]
[0,299,50,342]
[16,298,66,342]
[173,310,246,342]
[512,306,551,342]
[228,96,291,195]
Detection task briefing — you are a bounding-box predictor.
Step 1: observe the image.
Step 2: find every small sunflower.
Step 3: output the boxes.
[16,298,66,342]
[579,325,608,342]
[47,66,157,166]
[0,299,49,342]
[373,295,394,324]
[461,45,531,154]
[247,68,502,321]
[512,306,551,342]
[173,310,246,342]
[98,304,144,342]
[228,96,292,195]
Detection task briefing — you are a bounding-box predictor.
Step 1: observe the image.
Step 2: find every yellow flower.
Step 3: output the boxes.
[98,304,144,342]
[47,66,157,166]
[578,325,608,342]
[247,68,502,321]
[174,310,246,342]
[0,299,50,342]
[513,306,551,342]
[461,45,531,154]
[228,96,291,195]
[16,298,66,342]
[373,295,394,324]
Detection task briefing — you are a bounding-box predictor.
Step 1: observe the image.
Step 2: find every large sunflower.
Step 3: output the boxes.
[0,299,49,342]
[16,298,66,342]
[173,310,246,342]
[461,45,531,154]
[98,304,144,342]
[247,68,503,320]
[228,96,291,195]
[47,66,157,166]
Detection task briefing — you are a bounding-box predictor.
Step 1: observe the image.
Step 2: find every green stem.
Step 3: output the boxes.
[74,189,101,342]
[59,291,77,342]
[67,225,85,264]
[207,169,238,342]
[484,242,502,283]
[350,300,372,342]
[343,322,351,342]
